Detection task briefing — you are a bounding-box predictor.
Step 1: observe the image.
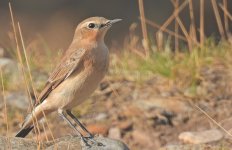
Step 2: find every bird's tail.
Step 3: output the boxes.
[15,113,34,138]
[15,104,48,138]
[15,126,34,138]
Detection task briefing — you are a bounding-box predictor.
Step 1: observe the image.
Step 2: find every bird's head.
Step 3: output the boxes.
[74,17,122,43]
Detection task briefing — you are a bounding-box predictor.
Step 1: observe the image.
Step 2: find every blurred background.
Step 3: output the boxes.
[0,0,231,49]
[0,0,232,150]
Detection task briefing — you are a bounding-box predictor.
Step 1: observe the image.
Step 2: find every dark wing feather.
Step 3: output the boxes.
[35,48,86,106]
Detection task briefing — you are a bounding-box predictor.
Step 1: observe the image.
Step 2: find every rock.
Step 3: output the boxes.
[0,57,16,68]
[108,127,121,140]
[178,129,224,144]
[145,110,174,126]
[0,136,50,150]
[0,91,30,110]
[0,135,129,150]
[135,97,191,114]
[159,144,216,150]
[0,58,47,91]
[5,92,30,110]
[94,113,108,121]
[0,58,18,74]
[0,58,23,90]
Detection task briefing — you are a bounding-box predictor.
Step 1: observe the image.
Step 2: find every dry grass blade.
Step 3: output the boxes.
[9,2,41,141]
[159,0,189,32]
[170,0,200,50]
[18,23,55,142]
[193,104,232,138]
[0,68,9,136]
[223,0,229,34]
[156,31,163,51]
[9,3,23,67]
[188,0,197,44]
[200,0,205,47]
[41,110,56,142]
[175,13,193,51]
[138,0,149,57]
[41,122,48,141]
[172,0,180,52]
[219,3,232,21]
[211,0,225,39]
[144,18,187,41]
[0,68,12,149]
[18,23,38,100]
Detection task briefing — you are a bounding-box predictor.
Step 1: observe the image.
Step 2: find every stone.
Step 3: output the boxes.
[0,58,17,73]
[159,144,216,150]
[0,58,48,91]
[178,129,224,144]
[5,92,30,110]
[94,113,108,121]
[108,127,121,140]
[0,136,49,150]
[0,58,23,90]
[0,135,129,150]
[135,97,191,114]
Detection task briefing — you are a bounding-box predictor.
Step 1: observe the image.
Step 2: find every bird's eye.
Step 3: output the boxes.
[88,23,95,29]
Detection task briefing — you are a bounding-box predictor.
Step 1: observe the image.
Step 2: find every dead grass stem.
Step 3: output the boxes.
[192,103,232,138]
[18,22,56,143]
[219,3,232,22]
[0,68,12,150]
[200,0,205,47]
[223,0,229,34]
[211,0,226,39]
[173,8,192,51]
[144,18,187,41]
[159,0,189,32]
[188,0,197,44]
[9,2,41,142]
[138,0,149,57]
[173,0,179,52]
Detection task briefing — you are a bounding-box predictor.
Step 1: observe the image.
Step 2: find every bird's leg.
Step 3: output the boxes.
[58,109,96,146]
[58,109,84,138]
[66,110,94,138]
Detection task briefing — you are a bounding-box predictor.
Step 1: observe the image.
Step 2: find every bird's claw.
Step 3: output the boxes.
[80,135,103,147]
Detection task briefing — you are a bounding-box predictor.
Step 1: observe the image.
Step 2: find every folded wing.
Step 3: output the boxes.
[35,48,86,106]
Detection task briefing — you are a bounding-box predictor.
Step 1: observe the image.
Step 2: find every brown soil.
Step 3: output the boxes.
[2,61,232,150]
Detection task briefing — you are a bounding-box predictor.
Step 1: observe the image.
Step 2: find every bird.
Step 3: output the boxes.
[15,17,122,141]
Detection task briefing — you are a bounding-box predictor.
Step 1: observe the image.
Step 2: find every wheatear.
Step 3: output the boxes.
[16,17,122,140]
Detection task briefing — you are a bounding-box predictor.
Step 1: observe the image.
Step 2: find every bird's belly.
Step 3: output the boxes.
[47,68,106,110]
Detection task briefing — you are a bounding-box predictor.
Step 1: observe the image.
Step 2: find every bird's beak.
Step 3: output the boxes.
[109,19,122,24]
[103,19,122,28]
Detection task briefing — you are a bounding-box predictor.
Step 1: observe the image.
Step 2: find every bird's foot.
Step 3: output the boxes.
[80,134,103,147]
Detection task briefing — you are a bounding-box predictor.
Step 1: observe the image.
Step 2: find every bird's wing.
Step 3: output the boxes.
[35,48,86,106]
